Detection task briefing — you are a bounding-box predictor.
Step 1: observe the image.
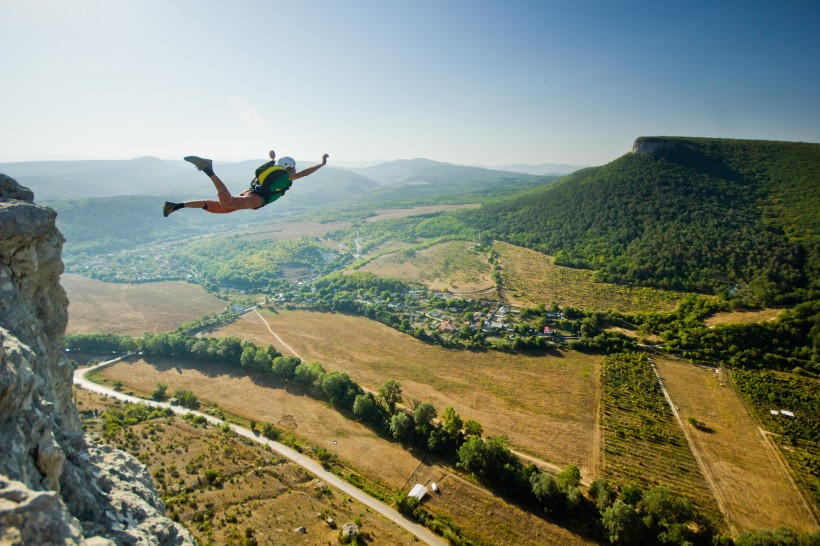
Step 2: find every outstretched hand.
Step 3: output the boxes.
[322,153,329,165]
[269,150,276,160]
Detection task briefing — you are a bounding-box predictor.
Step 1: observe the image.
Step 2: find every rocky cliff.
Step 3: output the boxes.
[632,136,694,155]
[0,174,194,545]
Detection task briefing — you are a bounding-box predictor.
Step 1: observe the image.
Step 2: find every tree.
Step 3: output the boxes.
[464,419,483,438]
[173,389,198,409]
[530,472,563,514]
[151,383,168,401]
[322,370,359,409]
[389,412,413,442]
[294,361,325,391]
[271,355,300,380]
[602,500,644,545]
[441,406,463,435]
[556,464,581,492]
[353,394,377,422]
[414,402,437,428]
[589,478,617,512]
[379,379,403,412]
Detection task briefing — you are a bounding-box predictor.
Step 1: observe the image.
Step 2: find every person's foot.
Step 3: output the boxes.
[184,156,213,171]
[163,201,176,217]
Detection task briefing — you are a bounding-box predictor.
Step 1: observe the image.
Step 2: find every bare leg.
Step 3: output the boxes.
[182,200,207,209]
[209,174,230,196]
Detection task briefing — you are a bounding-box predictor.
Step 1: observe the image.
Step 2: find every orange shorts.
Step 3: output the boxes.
[203,189,265,214]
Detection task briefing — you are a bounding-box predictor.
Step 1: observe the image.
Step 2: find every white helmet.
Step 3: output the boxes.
[278,156,296,170]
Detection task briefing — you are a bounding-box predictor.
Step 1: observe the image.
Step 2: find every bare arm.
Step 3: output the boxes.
[291,154,329,180]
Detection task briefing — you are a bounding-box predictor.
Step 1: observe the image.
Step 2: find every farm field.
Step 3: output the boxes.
[90,360,599,546]
[212,309,599,478]
[703,308,783,327]
[73,387,420,546]
[654,357,819,534]
[365,204,481,222]
[357,240,495,297]
[62,273,226,336]
[237,219,352,242]
[494,242,686,313]
[95,357,422,489]
[407,461,598,546]
[599,353,724,527]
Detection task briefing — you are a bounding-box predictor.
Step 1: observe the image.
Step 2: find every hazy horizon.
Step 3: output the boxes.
[2,0,818,166]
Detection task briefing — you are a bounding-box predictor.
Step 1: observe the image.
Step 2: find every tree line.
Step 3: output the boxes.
[66,330,786,545]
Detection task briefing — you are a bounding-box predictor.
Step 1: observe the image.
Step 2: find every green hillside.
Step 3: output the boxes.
[459,137,819,304]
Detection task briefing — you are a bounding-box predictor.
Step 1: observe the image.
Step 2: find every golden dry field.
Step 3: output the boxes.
[74,387,420,546]
[703,308,783,327]
[357,240,496,297]
[653,357,819,534]
[95,357,421,488]
[213,309,600,478]
[365,204,481,222]
[408,462,598,546]
[237,219,352,242]
[90,360,601,546]
[62,274,226,336]
[494,242,686,313]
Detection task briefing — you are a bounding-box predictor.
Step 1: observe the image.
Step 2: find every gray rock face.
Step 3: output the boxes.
[0,174,194,545]
[632,137,692,156]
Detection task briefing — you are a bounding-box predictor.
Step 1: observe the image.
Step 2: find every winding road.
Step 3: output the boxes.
[74,357,447,546]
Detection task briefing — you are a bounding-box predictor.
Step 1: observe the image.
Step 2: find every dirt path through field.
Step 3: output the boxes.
[240,309,597,482]
[653,357,819,533]
[649,359,734,534]
[253,309,302,360]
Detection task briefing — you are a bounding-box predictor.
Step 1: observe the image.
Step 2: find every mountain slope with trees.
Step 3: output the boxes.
[458,137,819,305]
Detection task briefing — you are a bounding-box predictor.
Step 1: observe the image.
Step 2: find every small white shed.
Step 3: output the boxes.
[409,483,427,501]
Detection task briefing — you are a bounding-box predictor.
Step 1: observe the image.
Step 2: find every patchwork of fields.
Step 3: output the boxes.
[214,309,600,477]
[67,234,820,540]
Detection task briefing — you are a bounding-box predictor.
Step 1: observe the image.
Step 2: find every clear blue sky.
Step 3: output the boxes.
[2,0,818,166]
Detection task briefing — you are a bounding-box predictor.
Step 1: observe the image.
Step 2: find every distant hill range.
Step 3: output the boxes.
[473,162,588,175]
[0,156,540,202]
[458,137,819,305]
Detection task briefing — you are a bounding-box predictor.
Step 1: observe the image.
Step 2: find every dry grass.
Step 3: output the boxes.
[704,308,783,327]
[654,357,819,533]
[73,387,419,546]
[88,357,602,545]
[237,220,352,242]
[365,204,480,222]
[214,309,599,478]
[95,357,421,489]
[408,461,598,546]
[494,242,686,313]
[63,274,225,336]
[358,240,496,297]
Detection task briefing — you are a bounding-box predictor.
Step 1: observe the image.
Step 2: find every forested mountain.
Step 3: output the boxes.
[457,137,819,305]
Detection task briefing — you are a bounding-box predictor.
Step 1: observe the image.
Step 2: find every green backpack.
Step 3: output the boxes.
[250,160,292,205]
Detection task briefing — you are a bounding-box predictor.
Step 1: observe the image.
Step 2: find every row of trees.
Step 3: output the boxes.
[70,329,817,545]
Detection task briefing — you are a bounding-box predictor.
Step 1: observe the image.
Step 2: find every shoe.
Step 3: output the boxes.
[163,201,176,217]
[184,156,213,171]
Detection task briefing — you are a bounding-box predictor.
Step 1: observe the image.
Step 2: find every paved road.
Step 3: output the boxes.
[74,357,448,546]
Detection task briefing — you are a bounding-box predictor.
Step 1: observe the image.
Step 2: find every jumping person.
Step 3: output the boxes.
[163,150,329,216]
